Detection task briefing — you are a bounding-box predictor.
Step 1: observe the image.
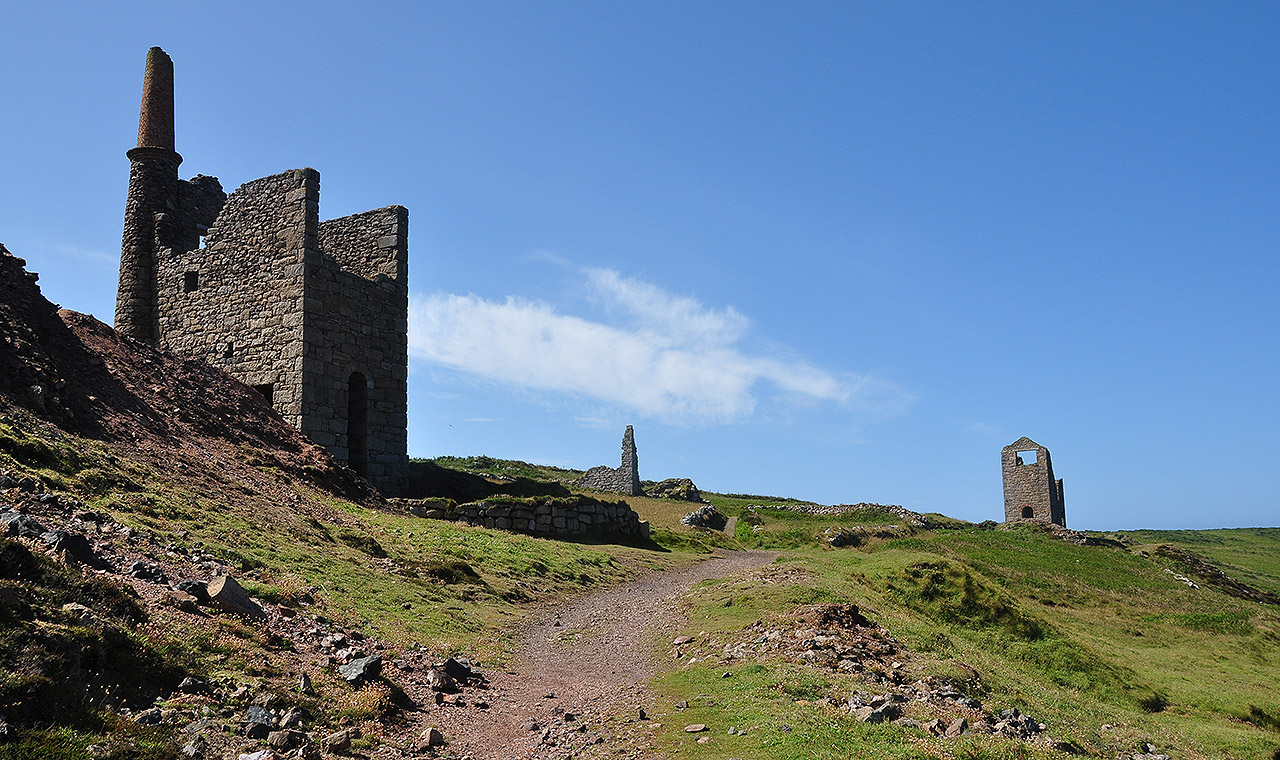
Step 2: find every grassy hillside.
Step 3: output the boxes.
[418,454,1280,758]
[1123,528,1280,596]
[4,418,1278,760]
[627,503,1280,760]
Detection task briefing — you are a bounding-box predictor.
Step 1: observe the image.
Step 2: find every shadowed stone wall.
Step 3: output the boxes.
[576,425,642,496]
[405,497,649,539]
[1001,436,1065,527]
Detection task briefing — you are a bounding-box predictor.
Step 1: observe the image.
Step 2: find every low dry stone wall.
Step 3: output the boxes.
[749,502,930,528]
[401,496,649,540]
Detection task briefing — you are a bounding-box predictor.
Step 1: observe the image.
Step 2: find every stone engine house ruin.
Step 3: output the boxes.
[115,47,408,493]
[575,426,643,496]
[1001,436,1065,527]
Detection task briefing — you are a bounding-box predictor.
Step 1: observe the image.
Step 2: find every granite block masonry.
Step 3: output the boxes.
[115,47,408,494]
[1001,436,1065,527]
[575,426,643,496]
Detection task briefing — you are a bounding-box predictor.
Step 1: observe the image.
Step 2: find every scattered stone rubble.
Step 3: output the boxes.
[0,474,501,759]
[1154,544,1280,605]
[714,603,1077,749]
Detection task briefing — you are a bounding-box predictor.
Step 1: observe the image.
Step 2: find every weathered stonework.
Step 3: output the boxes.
[406,496,649,539]
[1001,436,1065,527]
[115,47,408,493]
[575,425,642,496]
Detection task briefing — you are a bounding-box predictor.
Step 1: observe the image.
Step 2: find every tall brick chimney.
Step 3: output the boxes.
[116,47,183,343]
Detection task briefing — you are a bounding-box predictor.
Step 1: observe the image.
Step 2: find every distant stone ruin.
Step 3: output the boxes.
[575,426,642,496]
[114,48,407,494]
[1001,436,1065,527]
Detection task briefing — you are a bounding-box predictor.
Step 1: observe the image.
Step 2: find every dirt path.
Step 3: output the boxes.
[413,549,776,759]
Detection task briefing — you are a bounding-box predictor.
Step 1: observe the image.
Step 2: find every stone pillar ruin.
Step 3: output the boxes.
[575,425,643,496]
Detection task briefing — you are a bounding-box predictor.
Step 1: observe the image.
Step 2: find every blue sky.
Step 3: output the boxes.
[1,3,1277,530]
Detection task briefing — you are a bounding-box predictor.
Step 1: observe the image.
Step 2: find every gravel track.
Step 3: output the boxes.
[422,549,776,759]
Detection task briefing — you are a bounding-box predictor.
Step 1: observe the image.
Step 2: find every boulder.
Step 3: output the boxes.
[649,478,704,502]
[338,654,382,686]
[207,575,265,618]
[421,727,445,747]
[854,703,900,723]
[39,530,99,565]
[177,578,211,604]
[425,667,456,692]
[179,736,207,759]
[322,727,359,753]
[164,590,201,613]
[680,505,726,530]
[0,510,46,537]
[61,602,97,624]
[442,657,472,682]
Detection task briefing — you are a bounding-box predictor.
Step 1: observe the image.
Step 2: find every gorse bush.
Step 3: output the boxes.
[890,560,1045,640]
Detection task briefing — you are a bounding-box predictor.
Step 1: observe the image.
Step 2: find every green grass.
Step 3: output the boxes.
[4,424,1279,759]
[1122,528,1280,596]
[645,508,1280,760]
[425,454,583,482]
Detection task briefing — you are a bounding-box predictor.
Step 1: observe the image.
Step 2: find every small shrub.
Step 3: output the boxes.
[419,559,480,584]
[892,560,1045,640]
[1247,705,1280,731]
[333,681,394,720]
[1139,691,1170,713]
[335,528,387,558]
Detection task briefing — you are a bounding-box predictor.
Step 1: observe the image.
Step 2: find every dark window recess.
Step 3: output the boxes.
[222,342,234,358]
[347,372,368,476]
[251,384,274,407]
[1022,506,1034,519]
[183,271,199,292]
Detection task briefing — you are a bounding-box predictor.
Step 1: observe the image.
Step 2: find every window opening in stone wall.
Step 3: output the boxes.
[183,271,198,292]
[1021,506,1034,519]
[348,372,369,476]
[222,342,234,358]
[251,384,273,407]
[1016,450,1038,465]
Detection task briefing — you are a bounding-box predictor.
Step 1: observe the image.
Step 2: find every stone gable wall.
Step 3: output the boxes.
[157,170,312,429]
[152,169,408,493]
[1001,437,1066,527]
[304,207,409,490]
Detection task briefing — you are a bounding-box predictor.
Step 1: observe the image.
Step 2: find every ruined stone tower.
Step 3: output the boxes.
[575,426,642,496]
[1001,437,1065,527]
[116,47,408,494]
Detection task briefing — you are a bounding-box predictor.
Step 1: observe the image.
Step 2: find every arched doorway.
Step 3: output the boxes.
[347,372,368,475]
[1021,506,1034,519]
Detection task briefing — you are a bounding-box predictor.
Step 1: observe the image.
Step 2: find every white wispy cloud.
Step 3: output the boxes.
[408,268,910,425]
